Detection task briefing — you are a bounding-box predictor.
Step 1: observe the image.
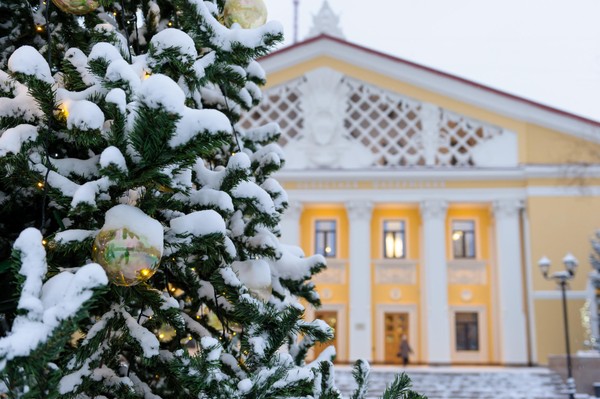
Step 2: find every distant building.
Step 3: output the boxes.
[241,4,600,365]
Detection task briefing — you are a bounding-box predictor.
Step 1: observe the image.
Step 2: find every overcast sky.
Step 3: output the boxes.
[262,0,600,122]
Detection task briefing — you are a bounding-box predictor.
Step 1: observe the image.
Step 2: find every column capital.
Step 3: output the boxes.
[345,200,373,221]
[283,200,303,220]
[419,199,448,220]
[492,199,524,219]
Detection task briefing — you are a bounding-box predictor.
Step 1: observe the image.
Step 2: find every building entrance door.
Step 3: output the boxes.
[384,312,409,364]
[313,310,338,361]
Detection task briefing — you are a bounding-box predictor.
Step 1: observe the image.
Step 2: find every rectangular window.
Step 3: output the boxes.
[452,220,476,259]
[455,312,479,351]
[383,220,406,259]
[315,220,336,258]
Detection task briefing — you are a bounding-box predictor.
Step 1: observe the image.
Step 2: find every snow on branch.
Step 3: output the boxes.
[0,228,108,370]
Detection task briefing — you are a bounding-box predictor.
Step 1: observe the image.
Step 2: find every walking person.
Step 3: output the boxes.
[398,335,413,367]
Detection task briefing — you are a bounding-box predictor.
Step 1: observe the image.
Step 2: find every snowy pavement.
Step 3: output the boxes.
[335,365,574,399]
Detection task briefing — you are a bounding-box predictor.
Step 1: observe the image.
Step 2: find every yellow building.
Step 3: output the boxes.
[240,15,600,366]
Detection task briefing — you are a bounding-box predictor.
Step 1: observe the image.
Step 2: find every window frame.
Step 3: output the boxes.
[382,219,407,259]
[454,311,479,352]
[315,219,337,258]
[451,219,477,259]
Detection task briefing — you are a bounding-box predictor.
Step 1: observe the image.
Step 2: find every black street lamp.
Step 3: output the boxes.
[538,253,578,399]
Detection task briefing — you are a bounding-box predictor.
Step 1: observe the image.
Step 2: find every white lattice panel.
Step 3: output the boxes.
[238,72,505,168]
[239,77,304,147]
[438,110,503,166]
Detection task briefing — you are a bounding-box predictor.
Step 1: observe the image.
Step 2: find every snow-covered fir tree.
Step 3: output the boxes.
[0,1,425,398]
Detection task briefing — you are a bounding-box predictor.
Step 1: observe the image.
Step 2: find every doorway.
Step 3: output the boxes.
[384,312,409,364]
[313,310,338,361]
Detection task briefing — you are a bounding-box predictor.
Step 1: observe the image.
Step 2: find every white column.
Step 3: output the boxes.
[420,200,451,364]
[493,199,528,365]
[345,200,374,361]
[279,201,303,246]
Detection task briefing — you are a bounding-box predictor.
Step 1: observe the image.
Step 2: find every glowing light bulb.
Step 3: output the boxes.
[140,268,151,277]
[37,182,44,189]
[42,239,47,246]
[452,232,463,241]
[35,25,44,32]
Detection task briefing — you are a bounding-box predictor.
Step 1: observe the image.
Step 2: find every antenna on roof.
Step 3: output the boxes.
[293,0,300,43]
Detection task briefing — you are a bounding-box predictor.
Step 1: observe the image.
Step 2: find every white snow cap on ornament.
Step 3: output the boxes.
[188,0,283,51]
[7,46,54,84]
[138,74,185,114]
[169,210,226,237]
[231,260,272,291]
[101,205,164,255]
[150,28,198,59]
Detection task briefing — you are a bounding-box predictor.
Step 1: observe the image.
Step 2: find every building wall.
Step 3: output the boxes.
[266,52,600,365]
[527,196,600,363]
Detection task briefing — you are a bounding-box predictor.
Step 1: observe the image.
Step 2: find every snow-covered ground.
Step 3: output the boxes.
[335,365,576,399]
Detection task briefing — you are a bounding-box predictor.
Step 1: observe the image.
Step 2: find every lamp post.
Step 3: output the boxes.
[538,253,578,399]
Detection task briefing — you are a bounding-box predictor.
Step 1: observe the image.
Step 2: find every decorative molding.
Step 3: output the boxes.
[283,68,374,169]
[345,200,373,221]
[419,103,442,166]
[492,199,524,219]
[447,260,488,285]
[389,288,402,301]
[373,259,418,285]
[461,289,473,302]
[420,199,448,220]
[313,259,347,284]
[306,1,345,40]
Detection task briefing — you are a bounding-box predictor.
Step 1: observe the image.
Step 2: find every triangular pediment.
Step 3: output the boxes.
[252,35,600,163]
[239,67,517,170]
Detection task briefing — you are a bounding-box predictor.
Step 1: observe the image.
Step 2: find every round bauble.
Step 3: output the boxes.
[92,205,164,287]
[93,228,162,286]
[52,0,99,15]
[222,0,267,29]
[248,284,272,302]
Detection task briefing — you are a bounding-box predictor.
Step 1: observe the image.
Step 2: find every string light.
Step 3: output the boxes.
[42,239,47,246]
[35,25,44,33]
[143,71,151,80]
[37,182,44,189]
[167,21,173,27]
[140,268,151,277]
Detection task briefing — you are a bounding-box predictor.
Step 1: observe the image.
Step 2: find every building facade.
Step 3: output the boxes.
[241,33,600,366]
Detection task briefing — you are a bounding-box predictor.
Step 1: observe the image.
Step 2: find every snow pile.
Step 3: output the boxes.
[7,46,54,84]
[0,124,38,156]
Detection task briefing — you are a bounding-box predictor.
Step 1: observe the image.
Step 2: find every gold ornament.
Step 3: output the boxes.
[93,227,162,286]
[248,284,272,302]
[51,0,99,15]
[222,0,267,29]
[157,324,177,343]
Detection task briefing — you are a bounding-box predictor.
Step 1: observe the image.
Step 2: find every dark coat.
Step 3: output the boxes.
[399,339,412,358]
